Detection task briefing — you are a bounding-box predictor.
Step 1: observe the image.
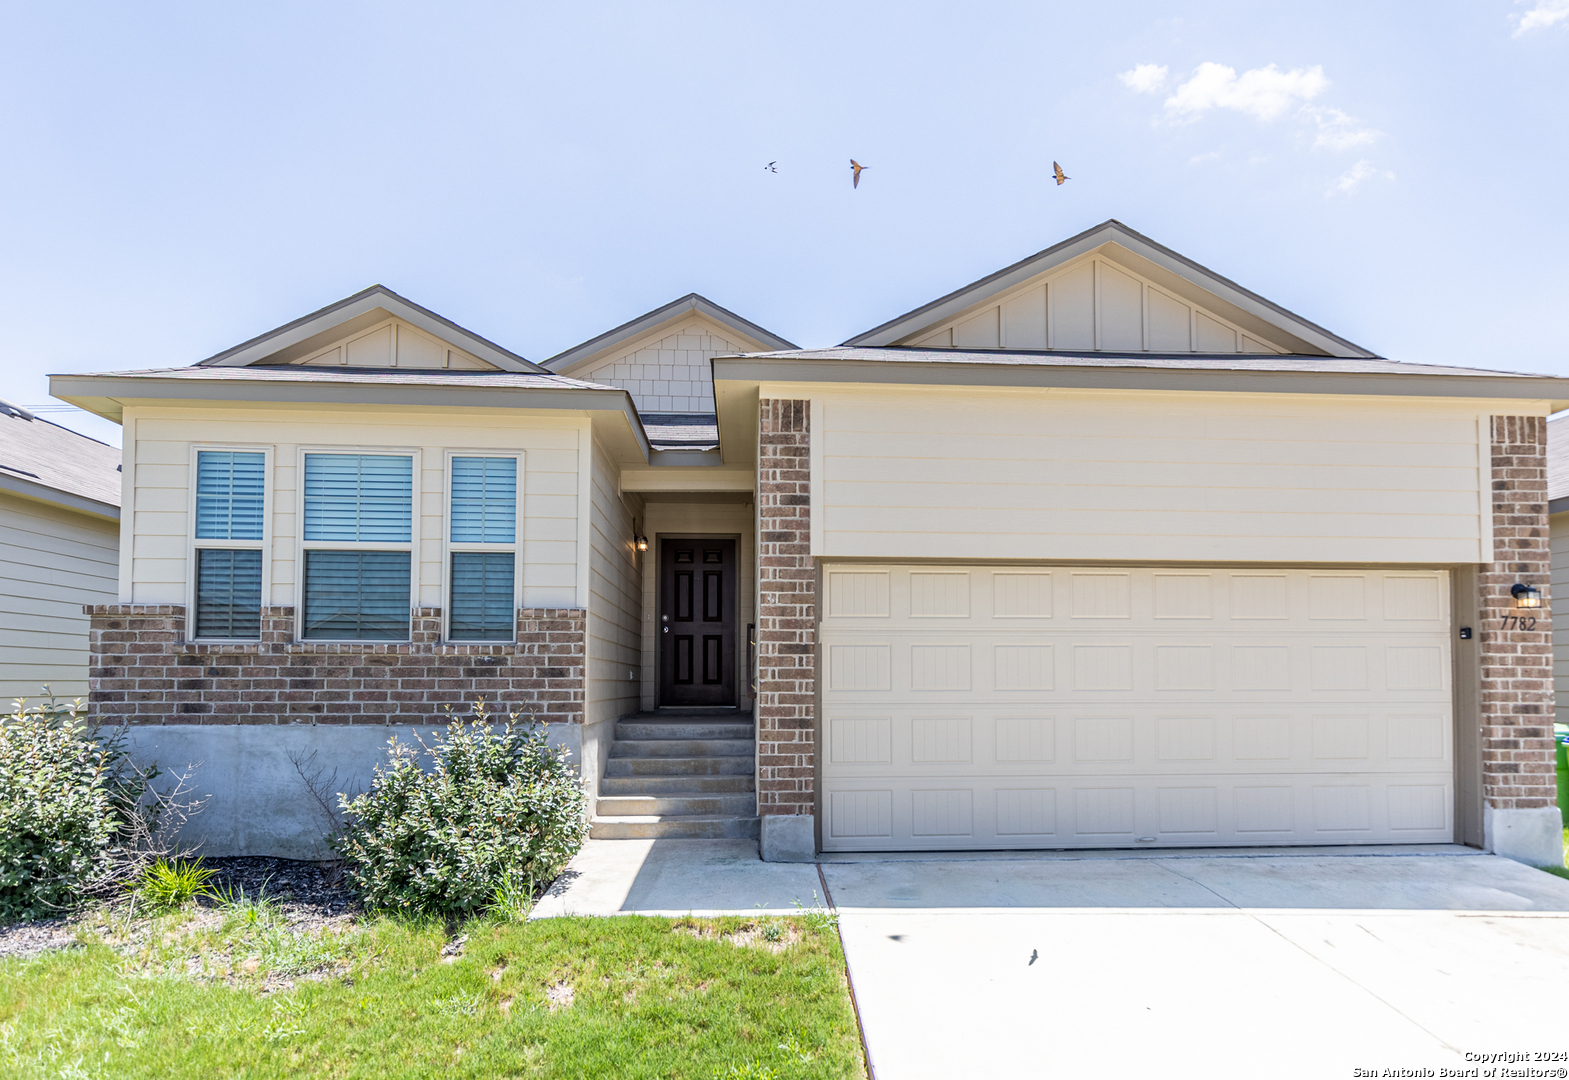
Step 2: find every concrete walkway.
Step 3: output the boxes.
[538,841,1569,1077]
[530,838,823,917]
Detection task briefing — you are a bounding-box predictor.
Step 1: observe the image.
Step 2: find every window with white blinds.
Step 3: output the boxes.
[447,455,520,641]
[301,453,414,640]
[192,449,267,640]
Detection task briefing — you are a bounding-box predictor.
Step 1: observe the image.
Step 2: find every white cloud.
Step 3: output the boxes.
[1164,62,1329,122]
[1305,107,1381,151]
[1327,159,1395,196]
[1514,0,1569,35]
[1118,64,1168,93]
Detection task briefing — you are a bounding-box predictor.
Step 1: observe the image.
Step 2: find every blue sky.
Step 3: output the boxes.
[2,1,1566,447]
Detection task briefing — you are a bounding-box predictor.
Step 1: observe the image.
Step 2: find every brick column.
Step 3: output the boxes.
[1478,415,1559,863]
[756,399,817,860]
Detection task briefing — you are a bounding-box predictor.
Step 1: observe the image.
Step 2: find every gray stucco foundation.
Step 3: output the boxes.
[123,723,587,861]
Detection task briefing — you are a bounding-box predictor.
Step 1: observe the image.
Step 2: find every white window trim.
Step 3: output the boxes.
[294,446,422,643]
[443,450,524,643]
[185,444,274,643]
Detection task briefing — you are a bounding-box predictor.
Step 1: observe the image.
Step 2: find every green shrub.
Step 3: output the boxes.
[334,703,588,918]
[0,695,142,921]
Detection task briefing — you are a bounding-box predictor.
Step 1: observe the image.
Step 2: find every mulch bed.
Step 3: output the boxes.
[0,857,357,963]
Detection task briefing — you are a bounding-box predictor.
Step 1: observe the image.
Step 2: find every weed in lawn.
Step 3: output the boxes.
[489,868,536,923]
[793,893,839,932]
[759,920,786,944]
[776,1035,816,1065]
[138,858,218,914]
[433,989,483,1018]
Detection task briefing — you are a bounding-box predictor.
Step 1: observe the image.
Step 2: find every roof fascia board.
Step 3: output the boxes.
[0,472,119,520]
[544,294,797,374]
[199,286,543,372]
[712,357,1569,408]
[49,374,652,461]
[842,220,1374,358]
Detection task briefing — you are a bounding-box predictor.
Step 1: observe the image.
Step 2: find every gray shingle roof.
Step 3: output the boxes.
[79,366,612,390]
[641,412,719,451]
[0,401,120,509]
[725,346,1549,379]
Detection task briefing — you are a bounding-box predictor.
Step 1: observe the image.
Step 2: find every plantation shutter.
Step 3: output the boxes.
[303,454,413,542]
[194,549,263,639]
[195,451,265,540]
[449,552,516,641]
[302,551,412,640]
[450,457,517,543]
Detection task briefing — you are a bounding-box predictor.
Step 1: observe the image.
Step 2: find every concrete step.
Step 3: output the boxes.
[589,814,762,840]
[609,738,754,759]
[595,793,757,817]
[603,756,756,778]
[599,774,755,795]
[614,719,755,741]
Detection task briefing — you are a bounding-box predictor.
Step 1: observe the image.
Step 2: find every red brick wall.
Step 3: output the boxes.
[1479,415,1556,810]
[755,399,815,816]
[85,605,585,726]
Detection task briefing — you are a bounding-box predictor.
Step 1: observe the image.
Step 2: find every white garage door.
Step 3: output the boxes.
[819,566,1454,851]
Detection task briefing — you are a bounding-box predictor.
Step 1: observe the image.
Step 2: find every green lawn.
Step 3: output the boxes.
[0,905,866,1080]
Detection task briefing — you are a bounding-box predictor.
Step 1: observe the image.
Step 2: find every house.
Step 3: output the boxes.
[0,399,121,704]
[51,220,1567,865]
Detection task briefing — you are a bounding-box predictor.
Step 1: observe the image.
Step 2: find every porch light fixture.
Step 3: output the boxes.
[1511,583,1542,609]
[635,533,648,552]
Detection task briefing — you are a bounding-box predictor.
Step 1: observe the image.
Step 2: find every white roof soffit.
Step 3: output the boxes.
[843,219,1376,359]
[196,285,544,372]
[542,293,797,375]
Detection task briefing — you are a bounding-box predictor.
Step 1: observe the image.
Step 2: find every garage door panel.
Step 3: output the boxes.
[823,774,1455,850]
[821,566,1454,851]
[821,708,1451,778]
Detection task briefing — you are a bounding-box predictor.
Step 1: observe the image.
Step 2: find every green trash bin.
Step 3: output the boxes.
[1558,736,1569,827]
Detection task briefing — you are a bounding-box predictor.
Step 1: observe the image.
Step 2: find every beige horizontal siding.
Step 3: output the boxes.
[813,388,1493,564]
[0,491,118,701]
[1553,513,1569,718]
[127,407,583,609]
[586,439,641,725]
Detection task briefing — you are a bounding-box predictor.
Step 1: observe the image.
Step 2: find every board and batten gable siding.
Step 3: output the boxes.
[0,491,118,699]
[122,407,584,609]
[587,437,642,724]
[908,253,1286,354]
[798,387,1503,565]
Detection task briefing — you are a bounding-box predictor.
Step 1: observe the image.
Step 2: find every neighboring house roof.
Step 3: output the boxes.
[843,219,1377,358]
[0,398,120,518]
[542,293,796,375]
[642,413,719,451]
[196,285,545,373]
[1549,414,1569,513]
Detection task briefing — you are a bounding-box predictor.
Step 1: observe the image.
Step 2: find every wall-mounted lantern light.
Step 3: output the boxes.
[635,533,649,553]
[1511,583,1542,609]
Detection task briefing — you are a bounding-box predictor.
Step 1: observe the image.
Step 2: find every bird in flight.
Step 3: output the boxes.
[1029,949,1038,966]
[765,161,777,173]
[1053,161,1070,186]
[851,159,868,188]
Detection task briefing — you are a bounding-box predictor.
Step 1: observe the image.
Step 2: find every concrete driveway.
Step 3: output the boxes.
[819,847,1569,1080]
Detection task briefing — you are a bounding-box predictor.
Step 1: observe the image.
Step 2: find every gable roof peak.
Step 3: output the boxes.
[543,293,796,374]
[843,219,1375,359]
[196,285,543,373]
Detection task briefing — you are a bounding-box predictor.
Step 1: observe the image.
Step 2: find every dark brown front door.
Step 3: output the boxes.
[658,539,737,707]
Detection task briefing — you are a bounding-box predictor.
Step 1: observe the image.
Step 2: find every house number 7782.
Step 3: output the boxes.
[1499,615,1537,631]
